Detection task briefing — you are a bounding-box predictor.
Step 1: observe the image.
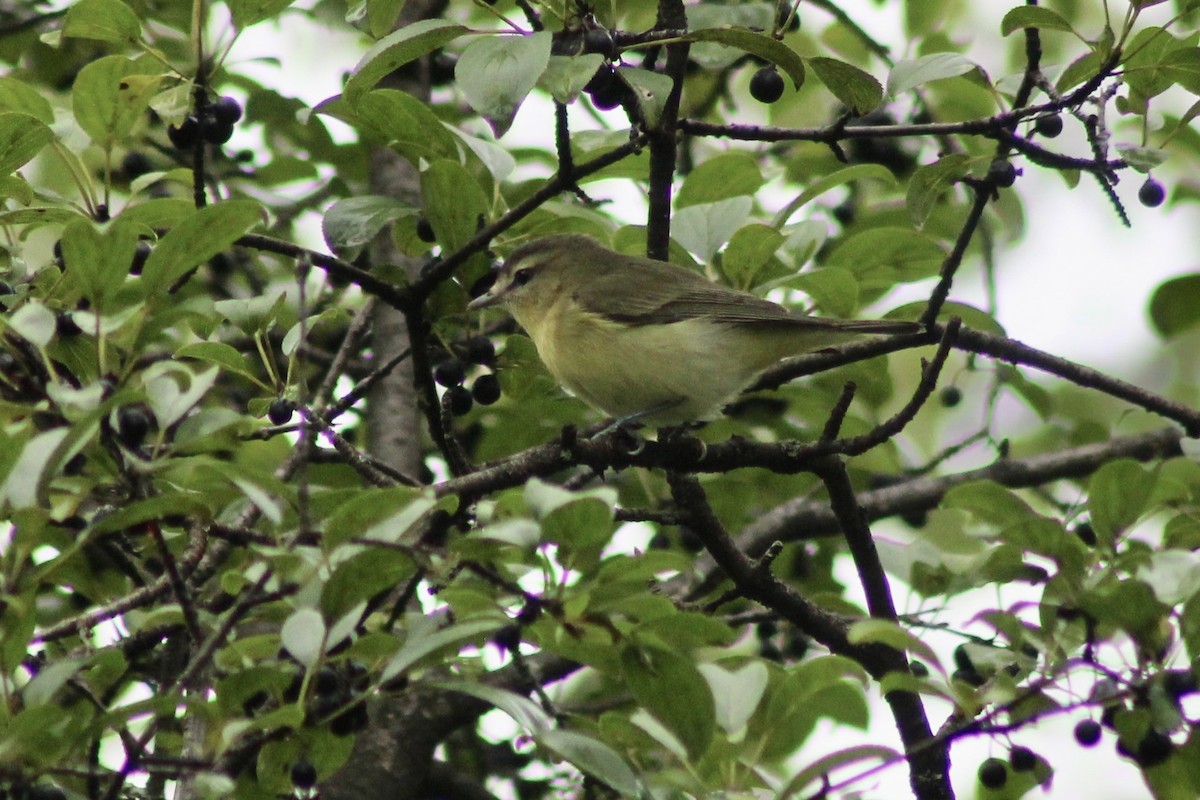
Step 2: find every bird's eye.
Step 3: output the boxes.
[512,268,535,287]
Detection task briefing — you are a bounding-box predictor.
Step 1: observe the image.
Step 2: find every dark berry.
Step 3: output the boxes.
[749,66,786,103]
[267,398,295,425]
[1136,730,1173,767]
[1100,704,1122,729]
[94,203,109,222]
[130,240,152,275]
[56,312,82,337]
[1074,523,1097,547]
[1139,178,1166,208]
[433,359,465,388]
[117,406,151,447]
[987,158,1018,188]
[329,703,369,735]
[582,28,616,59]
[167,116,200,150]
[233,149,254,163]
[492,624,522,653]
[1074,719,1102,747]
[952,668,986,687]
[1034,114,1063,138]
[416,216,436,243]
[940,386,962,407]
[314,666,340,697]
[121,151,153,179]
[1010,746,1037,772]
[447,385,473,416]
[463,335,495,365]
[1163,668,1198,699]
[586,66,627,110]
[471,373,501,406]
[64,452,87,476]
[430,52,457,85]
[290,758,318,789]
[778,7,801,32]
[211,96,243,125]
[204,119,235,145]
[909,660,930,678]
[978,758,1007,789]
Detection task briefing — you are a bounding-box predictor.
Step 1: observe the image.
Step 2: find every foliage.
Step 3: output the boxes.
[2,1,1200,799]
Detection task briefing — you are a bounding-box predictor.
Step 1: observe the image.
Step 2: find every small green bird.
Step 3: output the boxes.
[469,234,919,426]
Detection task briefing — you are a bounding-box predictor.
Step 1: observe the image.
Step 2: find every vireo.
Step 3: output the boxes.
[468,234,920,426]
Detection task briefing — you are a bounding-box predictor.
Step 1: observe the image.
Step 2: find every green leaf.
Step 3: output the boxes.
[620,641,715,760]
[791,267,859,318]
[847,619,940,666]
[772,163,896,227]
[538,54,605,104]
[62,0,141,44]
[697,661,768,734]
[616,67,673,129]
[676,152,765,209]
[535,729,641,797]
[672,196,753,261]
[826,227,945,288]
[777,745,900,799]
[1000,7,1077,37]
[721,224,784,289]
[0,113,53,176]
[176,341,260,382]
[1088,460,1156,541]
[344,19,470,102]
[456,32,552,137]
[322,195,411,255]
[323,486,435,550]
[430,680,554,732]
[141,200,264,296]
[420,159,490,254]
[0,78,54,124]
[887,53,977,96]
[226,0,301,30]
[807,57,883,115]
[330,89,460,163]
[907,153,972,227]
[685,27,805,90]
[1149,273,1200,338]
[72,56,162,146]
[59,218,140,311]
[281,607,326,667]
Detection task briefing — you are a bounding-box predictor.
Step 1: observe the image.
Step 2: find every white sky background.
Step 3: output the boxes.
[226,2,1199,798]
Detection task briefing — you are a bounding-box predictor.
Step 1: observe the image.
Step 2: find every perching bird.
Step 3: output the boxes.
[468,234,919,426]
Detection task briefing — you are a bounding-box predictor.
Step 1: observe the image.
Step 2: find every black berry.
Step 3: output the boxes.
[211,96,243,125]
[56,312,82,337]
[267,398,295,425]
[167,116,200,150]
[314,666,340,696]
[1163,668,1198,699]
[416,216,436,243]
[492,624,522,653]
[463,335,495,365]
[909,660,930,678]
[1034,114,1063,138]
[121,151,153,179]
[585,66,628,110]
[130,240,152,275]
[329,704,369,735]
[1139,178,1166,208]
[1136,730,1174,767]
[978,758,1007,789]
[1009,746,1037,772]
[1074,523,1097,547]
[987,158,1018,188]
[204,119,235,145]
[582,28,616,59]
[447,385,473,416]
[749,66,785,103]
[940,386,962,407]
[290,758,318,789]
[1074,719,1102,747]
[117,406,151,447]
[430,52,457,85]
[471,373,501,406]
[433,359,465,388]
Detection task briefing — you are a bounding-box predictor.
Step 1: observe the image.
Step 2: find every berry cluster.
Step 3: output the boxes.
[168,95,244,149]
[434,336,500,417]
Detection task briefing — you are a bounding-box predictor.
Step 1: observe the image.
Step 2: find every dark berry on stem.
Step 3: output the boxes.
[290,758,318,789]
[168,116,200,150]
[1074,719,1102,747]
[978,758,1007,789]
[471,373,501,406]
[749,66,785,103]
[463,335,495,365]
[117,406,151,447]
[267,398,295,425]
[121,151,153,179]
[1074,523,1097,547]
[1034,114,1063,138]
[314,666,340,696]
[204,120,235,145]
[56,312,82,337]
[416,216,436,243]
[940,386,962,407]
[1139,178,1165,208]
[447,385,473,416]
[211,96,243,125]
[1137,730,1173,767]
[987,158,1018,188]
[433,359,465,388]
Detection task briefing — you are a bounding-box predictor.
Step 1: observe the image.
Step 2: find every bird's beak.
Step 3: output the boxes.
[467,289,500,311]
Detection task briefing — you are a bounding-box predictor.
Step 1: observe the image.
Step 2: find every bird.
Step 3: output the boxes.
[468,234,920,427]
